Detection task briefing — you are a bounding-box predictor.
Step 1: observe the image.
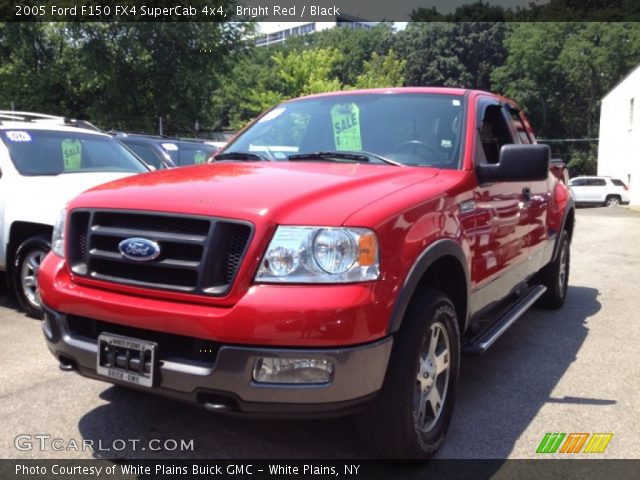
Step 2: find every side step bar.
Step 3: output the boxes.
[463,285,547,355]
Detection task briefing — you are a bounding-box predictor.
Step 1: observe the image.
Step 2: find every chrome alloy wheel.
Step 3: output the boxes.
[414,321,451,433]
[20,249,45,309]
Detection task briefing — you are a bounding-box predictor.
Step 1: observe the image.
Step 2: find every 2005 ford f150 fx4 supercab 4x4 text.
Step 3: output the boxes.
[38,88,574,457]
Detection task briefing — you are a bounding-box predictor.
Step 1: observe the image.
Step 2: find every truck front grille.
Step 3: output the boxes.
[67,209,252,296]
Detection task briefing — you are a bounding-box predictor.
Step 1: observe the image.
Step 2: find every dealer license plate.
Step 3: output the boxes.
[96,333,156,388]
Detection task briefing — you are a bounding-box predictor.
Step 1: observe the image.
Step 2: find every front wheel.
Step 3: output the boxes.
[12,235,50,318]
[357,287,460,458]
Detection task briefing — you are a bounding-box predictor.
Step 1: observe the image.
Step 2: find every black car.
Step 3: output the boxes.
[113,134,219,169]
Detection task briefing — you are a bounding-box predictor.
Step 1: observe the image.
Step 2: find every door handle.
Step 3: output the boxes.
[521,187,531,208]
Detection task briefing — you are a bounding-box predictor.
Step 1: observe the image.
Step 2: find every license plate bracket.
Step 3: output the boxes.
[96,333,157,388]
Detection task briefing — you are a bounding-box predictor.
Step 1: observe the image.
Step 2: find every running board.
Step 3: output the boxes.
[463,285,547,355]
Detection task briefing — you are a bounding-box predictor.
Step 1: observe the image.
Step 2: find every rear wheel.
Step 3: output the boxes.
[12,235,50,318]
[537,230,570,309]
[357,287,460,458]
[605,195,621,207]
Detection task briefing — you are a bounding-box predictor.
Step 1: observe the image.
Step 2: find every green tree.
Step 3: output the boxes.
[353,50,406,89]
[273,24,395,86]
[491,23,571,137]
[492,22,640,139]
[0,23,72,114]
[272,47,342,95]
[392,22,506,90]
[214,47,344,130]
[0,22,250,134]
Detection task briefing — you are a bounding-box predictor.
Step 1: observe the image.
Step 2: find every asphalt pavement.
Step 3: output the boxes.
[1,207,638,460]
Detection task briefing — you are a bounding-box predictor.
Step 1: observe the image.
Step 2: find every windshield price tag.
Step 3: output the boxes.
[61,138,82,170]
[331,103,362,151]
[5,131,32,142]
[194,151,206,164]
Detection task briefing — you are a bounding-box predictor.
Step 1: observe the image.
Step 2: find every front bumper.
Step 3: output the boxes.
[42,305,393,417]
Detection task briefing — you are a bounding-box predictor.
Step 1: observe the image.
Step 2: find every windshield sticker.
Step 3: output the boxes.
[258,107,286,123]
[5,131,32,142]
[61,139,82,170]
[161,143,179,151]
[331,103,362,151]
[193,151,206,164]
[452,99,461,106]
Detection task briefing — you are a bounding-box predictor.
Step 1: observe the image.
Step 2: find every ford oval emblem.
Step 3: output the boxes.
[118,238,161,262]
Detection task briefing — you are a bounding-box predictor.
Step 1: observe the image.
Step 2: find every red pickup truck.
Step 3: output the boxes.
[38,87,574,457]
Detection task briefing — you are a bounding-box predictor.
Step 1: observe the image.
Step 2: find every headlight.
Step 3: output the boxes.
[256,226,379,283]
[51,208,66,258]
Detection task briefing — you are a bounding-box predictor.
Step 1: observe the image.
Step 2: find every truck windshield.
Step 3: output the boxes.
[224,93,465,169]
[1,130,149,176]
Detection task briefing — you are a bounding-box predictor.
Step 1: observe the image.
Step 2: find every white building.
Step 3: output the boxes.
[256,19,376,47]
[597,64,640,204]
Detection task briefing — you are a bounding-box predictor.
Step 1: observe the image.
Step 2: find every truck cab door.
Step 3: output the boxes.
[469,99,532,315]
[506,107,550,277]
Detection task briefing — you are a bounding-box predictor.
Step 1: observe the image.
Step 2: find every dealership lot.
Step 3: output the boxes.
[0,207,638,459]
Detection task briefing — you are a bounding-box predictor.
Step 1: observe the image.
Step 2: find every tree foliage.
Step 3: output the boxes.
[353,50,406,89]
[0,22,250,133]
[392,23,506,90]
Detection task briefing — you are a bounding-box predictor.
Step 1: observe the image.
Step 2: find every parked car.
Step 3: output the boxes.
[203,130,235,151]
[0,111,150,316]
[39,88,574,457]
[569,176,630,207]
[113,133,218,168]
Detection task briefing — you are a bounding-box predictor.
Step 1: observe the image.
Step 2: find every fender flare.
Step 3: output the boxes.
[551,197,575,263]
[386,238,470,335]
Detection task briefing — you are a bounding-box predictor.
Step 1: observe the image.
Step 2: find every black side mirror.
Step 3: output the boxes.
[476,144,550,183]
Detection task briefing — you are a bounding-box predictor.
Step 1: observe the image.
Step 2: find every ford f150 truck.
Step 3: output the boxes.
[38,88,574,457]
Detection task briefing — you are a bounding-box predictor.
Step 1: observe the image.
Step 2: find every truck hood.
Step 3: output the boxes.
[72,162,440,225]
[8,172,136,227]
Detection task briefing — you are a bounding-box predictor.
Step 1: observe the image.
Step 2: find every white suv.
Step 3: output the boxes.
[0,111,149,316]
[569,176,630,207]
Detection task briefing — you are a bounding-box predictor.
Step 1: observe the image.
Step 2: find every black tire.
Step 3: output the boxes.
[356,287,460,458]
[605,195,621,207]
[537,230,570,309]
[12,235,50,318]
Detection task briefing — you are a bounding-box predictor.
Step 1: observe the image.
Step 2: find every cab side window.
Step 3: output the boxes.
[509,110,532,144]
[587,178,606,187]
[476,104,514,164]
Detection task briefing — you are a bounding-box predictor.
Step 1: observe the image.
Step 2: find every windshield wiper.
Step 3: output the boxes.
[214,151,267,161]
[288,151,402,166]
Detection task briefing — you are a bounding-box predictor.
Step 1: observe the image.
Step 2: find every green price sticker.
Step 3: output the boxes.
[194,151,206,164]
[61,139,82,170]
[331,103,362,151]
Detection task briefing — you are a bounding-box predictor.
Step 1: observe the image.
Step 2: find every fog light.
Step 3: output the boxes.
[253,357,334,384]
